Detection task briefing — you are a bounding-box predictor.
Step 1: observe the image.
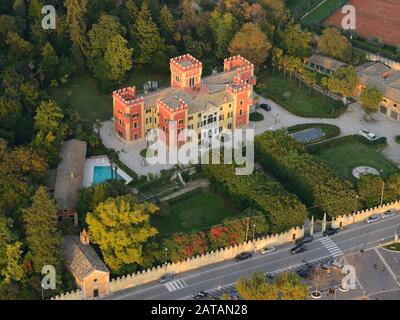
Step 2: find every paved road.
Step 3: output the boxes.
[108,214,400,300]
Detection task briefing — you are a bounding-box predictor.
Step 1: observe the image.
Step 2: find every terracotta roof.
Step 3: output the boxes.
[61,236,109,280]
[54,139,87,211]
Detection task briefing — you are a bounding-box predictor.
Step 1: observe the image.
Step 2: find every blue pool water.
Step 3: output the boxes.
[93,166,124,185]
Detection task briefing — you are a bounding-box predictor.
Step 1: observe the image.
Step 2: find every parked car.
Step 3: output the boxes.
[291,244,307,255]
[331,260,343,271]
[159,274,174,284]
[265,272,275,280]
[323,228,339,237]
[259,103,272,112]
[234,252,252,262]
[381,209,398,219]
[192,291,208,299]
[296,236,314,245]
[296,268,310,279]
[260,246,276,255]
[359,129,377,141]
[365,214,381,224]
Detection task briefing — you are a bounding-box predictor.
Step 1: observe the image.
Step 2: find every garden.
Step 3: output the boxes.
[256,72,345,118]
[312,136,399,181]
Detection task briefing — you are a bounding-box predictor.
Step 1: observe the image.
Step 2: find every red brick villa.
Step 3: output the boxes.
[112,54,256,145]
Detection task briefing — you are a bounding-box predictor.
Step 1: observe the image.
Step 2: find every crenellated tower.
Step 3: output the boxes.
[170,54,203,89]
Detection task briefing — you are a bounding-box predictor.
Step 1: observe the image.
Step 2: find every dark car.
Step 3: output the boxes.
[296,268,310,279]
[296,236,314,245]
[291,244,307,255]
[323,228,339,237]
[259,103,272,112]
[159,273,174,284]
[234,252,252,262]
[192,291,208,300]
[265,272,275,280]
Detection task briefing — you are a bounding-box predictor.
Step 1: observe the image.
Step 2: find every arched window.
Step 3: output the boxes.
[207,114,213,124]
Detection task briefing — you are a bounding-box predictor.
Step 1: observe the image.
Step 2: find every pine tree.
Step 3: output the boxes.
[64,0,89,55]
[134,1,163,64]
[22,186,62,273]
[159,5,175,41]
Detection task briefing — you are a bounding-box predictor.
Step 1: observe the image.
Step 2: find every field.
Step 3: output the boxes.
[152,189,241,237]
[301,0,348,26]
[50,67,169,123]
[323,0,400,47]
[257,72,344,118]
[314,138,399,181]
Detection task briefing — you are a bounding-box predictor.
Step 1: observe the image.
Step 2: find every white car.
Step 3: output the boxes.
[359,129,377,141]
[260,246,276,255]
[381,210,398,219]
[365,214,381,224]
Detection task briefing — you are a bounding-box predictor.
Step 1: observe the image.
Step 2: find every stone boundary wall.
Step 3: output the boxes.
[51,289,83,300]
[108,227,304,293]
[332,200,400,229]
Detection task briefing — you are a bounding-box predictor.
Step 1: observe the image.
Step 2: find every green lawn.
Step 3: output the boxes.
[257,72,344,118]
[314,139,399,181]
[384,243,400,252]
[50,67,169,123]
[152,189,241,237]
[301,0,348,26]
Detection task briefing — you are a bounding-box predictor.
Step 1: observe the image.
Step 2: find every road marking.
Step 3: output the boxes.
[374,248,400,287]
[320,237,343,257]
[164,279,188,292]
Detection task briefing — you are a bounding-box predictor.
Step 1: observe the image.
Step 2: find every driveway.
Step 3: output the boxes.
[252,95,400,167]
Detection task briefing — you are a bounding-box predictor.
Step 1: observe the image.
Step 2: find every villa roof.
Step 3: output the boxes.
[61,236,109,280]
[53,139,87,211]
[357,62,400,103]
[138,69,238,114]
[309,54,347,71]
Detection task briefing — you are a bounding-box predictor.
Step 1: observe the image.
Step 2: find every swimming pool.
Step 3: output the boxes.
[92,166,125,185]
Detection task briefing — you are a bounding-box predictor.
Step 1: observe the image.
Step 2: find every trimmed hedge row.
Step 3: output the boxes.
[255,130,357,217]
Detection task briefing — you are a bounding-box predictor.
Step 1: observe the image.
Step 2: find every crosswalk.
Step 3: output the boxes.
[320,237,343,257]
[164,279,188,292]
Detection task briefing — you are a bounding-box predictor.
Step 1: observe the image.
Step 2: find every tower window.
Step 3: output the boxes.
[189,76,195,87]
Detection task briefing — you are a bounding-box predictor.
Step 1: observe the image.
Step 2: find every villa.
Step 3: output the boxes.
[305,54,347,75]
[354,61,400,123]
[112,54,256,146]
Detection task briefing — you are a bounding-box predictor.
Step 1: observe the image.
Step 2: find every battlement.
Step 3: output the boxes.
[170,54,203,72]
[113,87,144,106]
[157,98,188,113]
[226,80,251,94]
[224,55,254,72]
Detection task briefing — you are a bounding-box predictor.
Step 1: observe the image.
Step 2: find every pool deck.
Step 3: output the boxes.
[82,155,133,188]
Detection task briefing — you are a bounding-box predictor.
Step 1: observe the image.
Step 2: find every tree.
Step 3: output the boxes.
[103,35,133,83]
[1,242,24,284]
[159,5,175,41]
[134,1,163,64]
[384,173,400,203]
[357,174,384,208]
[210,11,238,59]
[275,272,309,300]
[261,0,288,26]
[236,272,279,300]
[22,187,62,273]
[86,195,159,271]
[228,23,271,68]
[359,87,383,113]
[301,69,317,93]
[65,0,89,55]
[318,28,352,62]
[281,22,313,58]
[325,66,359,104]
[39,43,59,84]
